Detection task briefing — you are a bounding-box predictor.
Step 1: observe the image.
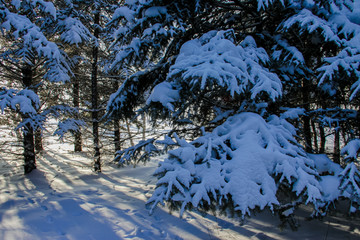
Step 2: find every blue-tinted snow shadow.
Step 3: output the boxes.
[10,151,220,240]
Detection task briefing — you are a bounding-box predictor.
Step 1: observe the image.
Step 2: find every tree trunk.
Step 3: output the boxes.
[92,9,101,172]
[35,128,43,153]
[126,118,134,147]
[302,79,312,153]
[73,79,82,152]
[22,64,36,174]
[333,129,340,164]
[114,120,121,153]
[142,113,146,141]
[303,116,313,153]
[319,123,326,154]
[113,79,120,154]
[23,122,36,174]
[311,120,318,153]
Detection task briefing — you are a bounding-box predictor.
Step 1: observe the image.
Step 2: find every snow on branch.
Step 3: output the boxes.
[282,9,341,45]
[58,16,95,45]
[339,162,360,211]
[54,118,86,139]
[342,139,360,162]
[256,0,284,11]
[148,112,323,217]
[0,7,71,82]
[282,6,360,100]
[114,138,159,166]
[146,30,282,113]
[0,87,39,115]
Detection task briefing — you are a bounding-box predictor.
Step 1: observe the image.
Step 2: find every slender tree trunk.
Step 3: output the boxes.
[73,79,82,152]
[126,118,134,147]
[333,128,340,164]
[92,9,101,172]
[114,120,121,153]
[311,120,318,153]
[142,113,146,141]
[303,115,313,153]
[22,64,36,174]
[319,123,326,154]
[33,86,43,153]
[113,79,121,154]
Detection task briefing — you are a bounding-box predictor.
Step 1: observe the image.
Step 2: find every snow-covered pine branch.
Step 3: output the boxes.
[0,7,71,83]
[114,138,159,166]
[282,3,360,100]
[148,112,323,218]
[342,139,360,162]
[146,30,282,121]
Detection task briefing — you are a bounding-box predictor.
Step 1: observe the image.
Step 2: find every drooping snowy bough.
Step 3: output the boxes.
[148,113,324,218]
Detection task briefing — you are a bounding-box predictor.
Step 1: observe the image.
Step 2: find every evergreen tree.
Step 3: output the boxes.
[105,0,360,222]
[0,0,72,174]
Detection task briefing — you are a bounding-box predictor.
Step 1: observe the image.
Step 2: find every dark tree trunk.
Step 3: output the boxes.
[302,80,312,153]
[142,113,146,141]
[92,9,101,172]
[333,129,341,164]
[114,120,121,153]
[319,123,326,154]
[113,79,121,154]
[22,64,36,174]
[74,131,82,152]
[73,79,82,152]
[23,122,36,174]
[311,120,318,153]
[35,128,43,153]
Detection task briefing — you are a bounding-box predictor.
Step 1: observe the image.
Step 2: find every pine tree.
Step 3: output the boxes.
[0,0,72,174]
[105,0,360,221]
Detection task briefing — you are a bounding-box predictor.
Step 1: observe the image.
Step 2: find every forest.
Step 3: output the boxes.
[0,0,360,235]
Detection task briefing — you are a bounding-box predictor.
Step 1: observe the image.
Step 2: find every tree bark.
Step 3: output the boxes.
[92,9,101,172]
[22,64,36,174]
[319,123,326,154]
[113,79,121,154]
[142,113,146,141]
[300,77,313,153]
[73,79,82,152]
[23,122,36,174]
[311,120,318,153]
[34,128,43,153]
[126,118,134,147]
[333,129,340,164]
[114,120,121,153]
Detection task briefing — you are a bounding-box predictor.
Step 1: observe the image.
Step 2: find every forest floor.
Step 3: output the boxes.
[1,129,360,239]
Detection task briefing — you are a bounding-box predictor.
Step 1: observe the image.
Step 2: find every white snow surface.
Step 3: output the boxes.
[0,130,360,239]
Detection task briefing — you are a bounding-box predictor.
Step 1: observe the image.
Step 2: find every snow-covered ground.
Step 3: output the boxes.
[1,133,360,240]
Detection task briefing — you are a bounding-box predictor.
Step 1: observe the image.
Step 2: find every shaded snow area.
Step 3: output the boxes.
[0,137,360,239]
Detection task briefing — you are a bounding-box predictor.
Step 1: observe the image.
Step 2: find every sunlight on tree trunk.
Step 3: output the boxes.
[34,128,43,153]
[125,118,134,147]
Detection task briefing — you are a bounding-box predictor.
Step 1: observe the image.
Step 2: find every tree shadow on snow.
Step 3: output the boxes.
[0,149,223,239]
